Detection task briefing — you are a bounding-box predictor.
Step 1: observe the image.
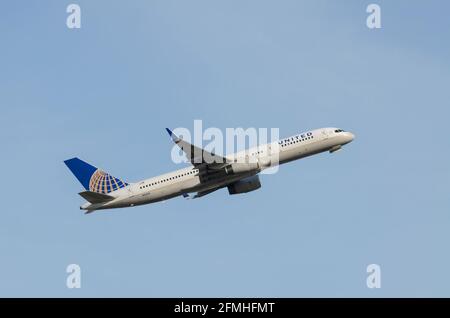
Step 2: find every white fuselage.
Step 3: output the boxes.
[82,127,354,211]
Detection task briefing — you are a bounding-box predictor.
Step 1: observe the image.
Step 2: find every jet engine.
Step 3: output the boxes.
[228,175,261,195]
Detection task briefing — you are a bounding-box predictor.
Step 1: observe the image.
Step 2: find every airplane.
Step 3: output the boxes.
[64,127,355,213]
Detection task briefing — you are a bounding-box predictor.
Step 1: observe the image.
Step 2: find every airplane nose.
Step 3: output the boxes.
[349,132,355,141]
[344,132,355,143]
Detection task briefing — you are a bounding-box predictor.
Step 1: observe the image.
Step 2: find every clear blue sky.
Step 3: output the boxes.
[1,0,449,297]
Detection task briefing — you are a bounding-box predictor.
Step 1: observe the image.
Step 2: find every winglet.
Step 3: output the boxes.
[165,128,180,143]
[165,128,173,137]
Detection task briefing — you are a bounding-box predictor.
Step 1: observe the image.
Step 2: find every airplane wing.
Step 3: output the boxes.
[166,128,230,168]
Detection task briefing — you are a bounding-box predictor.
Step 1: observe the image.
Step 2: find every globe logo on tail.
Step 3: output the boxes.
[89,169,128,194]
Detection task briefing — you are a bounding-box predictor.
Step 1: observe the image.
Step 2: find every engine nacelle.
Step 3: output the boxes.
[228,175,261,195]
[225,162,259,174]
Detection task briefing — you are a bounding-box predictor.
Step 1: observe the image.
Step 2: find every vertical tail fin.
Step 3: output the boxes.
[64,157,128,194]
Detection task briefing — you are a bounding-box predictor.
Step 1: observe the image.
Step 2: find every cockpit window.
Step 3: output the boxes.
[334,129,344,133]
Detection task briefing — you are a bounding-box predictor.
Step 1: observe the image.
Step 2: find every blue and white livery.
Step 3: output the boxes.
[64,127,355,213]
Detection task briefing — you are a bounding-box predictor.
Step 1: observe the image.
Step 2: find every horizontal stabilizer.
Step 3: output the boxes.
[79,191,115,204]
